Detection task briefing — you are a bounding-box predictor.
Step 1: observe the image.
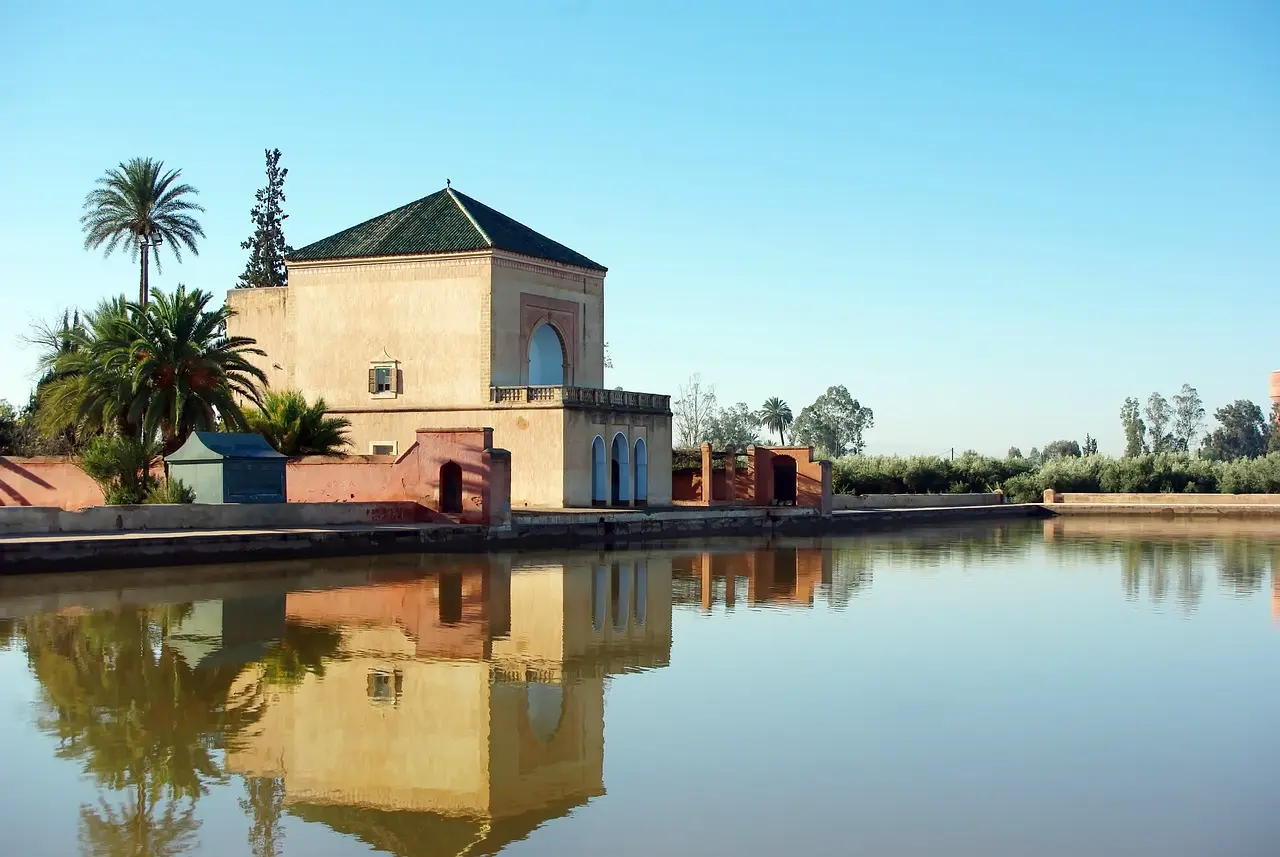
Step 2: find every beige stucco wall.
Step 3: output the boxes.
[489,253,605,388]
[226,287,289,392]
[564,410,673,507]
[229,254,494,409]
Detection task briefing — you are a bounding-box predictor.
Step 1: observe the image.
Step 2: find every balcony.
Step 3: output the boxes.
[490,385,671,414]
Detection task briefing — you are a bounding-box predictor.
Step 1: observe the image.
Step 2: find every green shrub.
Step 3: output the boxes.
[831,451,1280,501]
[144,478,195,505]
[78,433,159,505]
[1002,472,1045,503]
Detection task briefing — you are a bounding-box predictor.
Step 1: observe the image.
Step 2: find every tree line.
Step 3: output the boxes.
[0,150,350,501]
[672,374,874,458]
[1120,385,1278,460]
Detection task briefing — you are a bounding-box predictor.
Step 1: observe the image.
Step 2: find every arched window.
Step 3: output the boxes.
[610,432,630,505]
[526,682,564,742]
[591,436,607,505]
[528,323,565,386]
[633,437,648,503]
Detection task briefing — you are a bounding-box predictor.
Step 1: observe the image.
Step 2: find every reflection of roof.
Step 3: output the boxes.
[171,637,273,670]
[288,794,595,857]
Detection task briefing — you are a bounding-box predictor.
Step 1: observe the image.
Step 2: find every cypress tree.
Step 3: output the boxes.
[237,149,292,288]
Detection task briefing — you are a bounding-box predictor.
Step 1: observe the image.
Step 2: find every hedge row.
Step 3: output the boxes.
[832,453,1280,504]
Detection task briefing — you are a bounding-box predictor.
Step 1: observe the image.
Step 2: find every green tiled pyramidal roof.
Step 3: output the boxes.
[288,187,606,272]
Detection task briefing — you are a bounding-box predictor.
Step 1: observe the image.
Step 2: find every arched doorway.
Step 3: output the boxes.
[591,436,606,506]
[440,461,463,513]
[772,455,797,505]
[633,437,648,504]
[527,322,565,385]
[610,432,630,506]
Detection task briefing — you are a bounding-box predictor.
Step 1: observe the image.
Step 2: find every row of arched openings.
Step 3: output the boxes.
[592,560,648,633]
[591,433,647,505]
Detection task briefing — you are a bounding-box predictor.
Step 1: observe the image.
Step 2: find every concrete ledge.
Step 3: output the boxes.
[833,493,1003,510]
[0,503,1051,574]
[0,501,428,535]
[1046,503,1280,518]
[1047,492,1280,506]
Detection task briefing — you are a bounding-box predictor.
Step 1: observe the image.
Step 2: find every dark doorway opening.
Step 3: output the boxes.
[439,572,463,625]
[773,456,797,505]
[772,548,799,596]
[440,461,463,513]
[610,459,621,505]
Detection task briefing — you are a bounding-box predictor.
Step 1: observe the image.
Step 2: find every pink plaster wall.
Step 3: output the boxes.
[286,428,501,525]
[0,457,105,510]
[3,429,510,525]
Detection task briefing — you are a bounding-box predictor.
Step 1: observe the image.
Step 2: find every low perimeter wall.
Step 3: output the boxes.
[1,457,106,509]
[0,501,427,535]
[1046,492,1280,505]
[834,493,1004,510]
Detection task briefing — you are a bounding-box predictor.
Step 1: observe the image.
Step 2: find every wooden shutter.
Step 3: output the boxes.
[368,367,377,393]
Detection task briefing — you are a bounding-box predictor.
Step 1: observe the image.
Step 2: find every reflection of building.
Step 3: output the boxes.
[226,557,671,856]
[672,548,832,610]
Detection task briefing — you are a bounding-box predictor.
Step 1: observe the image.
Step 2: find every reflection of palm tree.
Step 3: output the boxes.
[255,621,344,687]
[240,777,286,857]
[20,606,264,857]
[79,794,199,857]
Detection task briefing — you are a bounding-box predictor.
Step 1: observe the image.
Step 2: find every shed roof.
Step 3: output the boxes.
[166,432,286,463]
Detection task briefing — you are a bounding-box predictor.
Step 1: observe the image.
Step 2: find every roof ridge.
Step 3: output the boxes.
[446,187,493,248]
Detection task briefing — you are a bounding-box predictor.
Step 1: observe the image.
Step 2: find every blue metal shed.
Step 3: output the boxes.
[165,432,287,504]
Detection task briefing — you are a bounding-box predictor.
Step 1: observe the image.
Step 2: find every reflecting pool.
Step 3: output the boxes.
[1,518,1278,856]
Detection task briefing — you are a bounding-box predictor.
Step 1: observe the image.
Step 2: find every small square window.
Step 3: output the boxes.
[368,363,398,398]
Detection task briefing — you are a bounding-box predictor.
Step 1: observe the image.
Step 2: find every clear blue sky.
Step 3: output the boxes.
[2,0,1277,455]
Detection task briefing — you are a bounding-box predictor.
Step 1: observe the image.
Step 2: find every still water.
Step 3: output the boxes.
[2,518,1279,856]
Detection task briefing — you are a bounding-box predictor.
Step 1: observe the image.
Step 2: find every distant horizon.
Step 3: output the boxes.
[3,1,1277,457]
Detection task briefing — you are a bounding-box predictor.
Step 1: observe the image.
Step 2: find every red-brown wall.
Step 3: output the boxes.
[288,428,500,525]
[1,457,105,510]
[670,445,832,510]
[2,428,510,525]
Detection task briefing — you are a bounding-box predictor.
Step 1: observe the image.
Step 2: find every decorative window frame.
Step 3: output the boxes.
[368,349,401,400]
[519,293,580,386]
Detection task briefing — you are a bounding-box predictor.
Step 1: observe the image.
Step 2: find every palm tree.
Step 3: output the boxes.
[245,390,351,456]
[82,158,205,306]
[36,288,267,452]
[128,286,268,451]
[35,298,138,438]
[760,397,794,445]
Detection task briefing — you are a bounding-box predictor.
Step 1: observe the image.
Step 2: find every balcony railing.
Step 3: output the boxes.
[490,385,671,414]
